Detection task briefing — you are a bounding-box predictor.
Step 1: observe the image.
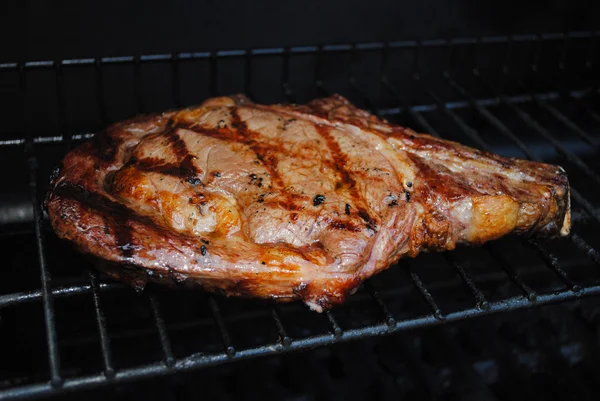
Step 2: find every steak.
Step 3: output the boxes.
[45,95,571,311]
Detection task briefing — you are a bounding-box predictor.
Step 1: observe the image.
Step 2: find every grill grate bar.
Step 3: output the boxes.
[363,280,397,327]
[571,233,600,267]
[0,281,123,309]
[171,53,182,108]
[88,271,115,378]
[485,244,538,300]
[325,311,343,339]
[54,63,70,150]
[148,294,175,367]
[270,308,292,347]
[94,59,108,127]
[133,56,144,114]
[0,31,596,70]
[527,240,580,291]
[5,284,600,400]
[209,51,218,97]
[0,88,594,148]
[443,253,489,310]
[403,262,445,320]
[380,76,441,137]
[426,86,489,149]
[281,48,296,103]
[502,82,600,186]
[208,297,236,357]
[542,76,600,124]
[539,100,600,151]
[26,143,63,388]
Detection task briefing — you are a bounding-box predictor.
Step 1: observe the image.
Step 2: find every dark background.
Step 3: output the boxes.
[1,0,599,61]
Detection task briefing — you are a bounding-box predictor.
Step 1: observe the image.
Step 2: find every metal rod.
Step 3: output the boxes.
[26,143,62,387]
[94,59,108,126]
[281,47,295,103]
[539,101,600,151]
[0,281,123,309]
[325,310,343,339]
[426,85,489,150]
[443,253,489,310]
[0,88,591,148]
[88,271,115,378]
[171,53,182,108]
[209,51,218,97]
[527,239,579,291]
[208,297,235,357]
[270,308,292,347]
[363,281,396,327]
[380,76,441,137]
[0,31,596,73]
[244,49,253,96]
[571,233,600,267]
[148,293,175,367]
[485,244,538,300]
[3,282,600,400]
[133,56,144,114]
[543,77,600,124]
[54,62,70,150]
[402,262,445,320]
[314,45,330,97]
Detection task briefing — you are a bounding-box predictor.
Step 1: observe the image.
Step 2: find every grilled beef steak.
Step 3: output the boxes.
[46,95,571,311]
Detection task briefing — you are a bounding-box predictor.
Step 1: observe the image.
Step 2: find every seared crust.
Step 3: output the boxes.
[45,95,571,311]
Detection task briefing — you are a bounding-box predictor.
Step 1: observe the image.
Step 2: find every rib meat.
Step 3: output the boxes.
[45,95,571,311]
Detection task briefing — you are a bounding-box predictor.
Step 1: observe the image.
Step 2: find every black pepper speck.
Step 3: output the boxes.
[313,194,326,206]
[200,245,207,256]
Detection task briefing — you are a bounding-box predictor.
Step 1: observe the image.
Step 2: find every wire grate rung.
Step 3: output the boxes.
[26,143,62,388]
[88,270,115,378]
[208,297,236,357]
[402,262,445,320]
[148,293,175,368]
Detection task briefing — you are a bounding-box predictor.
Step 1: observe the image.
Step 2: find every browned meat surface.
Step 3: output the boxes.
[45,95,571,311]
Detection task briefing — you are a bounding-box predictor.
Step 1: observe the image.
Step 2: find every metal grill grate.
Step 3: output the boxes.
[1,31,600,399]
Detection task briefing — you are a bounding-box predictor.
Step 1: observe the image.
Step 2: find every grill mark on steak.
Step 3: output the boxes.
[314,124,377,232]
[165,128,200,183]
[131,157,187,177]
[124,128,202,182]
[53,182,138,260]
[229,109,286,190]
[175,110,304,211]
